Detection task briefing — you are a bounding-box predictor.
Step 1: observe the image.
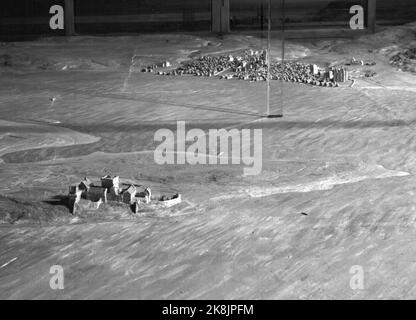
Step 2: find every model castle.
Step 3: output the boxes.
[68,175,181,214]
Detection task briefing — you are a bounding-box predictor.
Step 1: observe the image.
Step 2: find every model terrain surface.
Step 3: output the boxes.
[1,23,416,299]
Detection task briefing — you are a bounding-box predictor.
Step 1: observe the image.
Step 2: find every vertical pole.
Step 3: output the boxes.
[280,0,285,116]
[222,0,230,33]
[212,0,219,32]
[266,0,271,116]
[64,0,75,36]
[212,0,229,34]
[367,0,376,33]
[266,0,284,118]
[220,0,223,34]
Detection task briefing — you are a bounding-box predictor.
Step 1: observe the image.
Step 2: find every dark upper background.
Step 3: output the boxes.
[0,0,415,36]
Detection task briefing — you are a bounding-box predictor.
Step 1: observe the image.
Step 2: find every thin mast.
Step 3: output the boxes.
[280,0,285,116]
[266,0,271,116]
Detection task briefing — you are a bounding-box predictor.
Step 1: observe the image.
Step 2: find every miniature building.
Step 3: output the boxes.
[144,187,152,204]
[87,186,108,203]
[101,175,120,194]
[122,184,137,204]
[107,187,122,202]
[69,185,77,195]
[79,177,92,191]
[334,68,349,83]
[310,64,319,75]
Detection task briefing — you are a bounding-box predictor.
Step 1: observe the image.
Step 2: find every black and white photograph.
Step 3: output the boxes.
[1,0,416,303]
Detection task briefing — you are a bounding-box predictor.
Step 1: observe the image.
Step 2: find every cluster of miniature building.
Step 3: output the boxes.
[68,175,152,214]
[346,57,377,68]
[142,49,350,87]
[390,48,416,72]
[141,61,171,73]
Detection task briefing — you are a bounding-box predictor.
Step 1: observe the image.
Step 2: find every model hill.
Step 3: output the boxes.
[0,194,71,225]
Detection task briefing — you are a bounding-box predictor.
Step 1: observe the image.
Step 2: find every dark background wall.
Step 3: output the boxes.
[0,0,414,36]
[230,0,370,30]
[74,0,211,33]
[0,0,65,36]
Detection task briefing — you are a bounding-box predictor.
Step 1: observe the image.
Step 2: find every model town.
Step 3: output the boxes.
[68,175,182,215]
[141,49,376,87]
